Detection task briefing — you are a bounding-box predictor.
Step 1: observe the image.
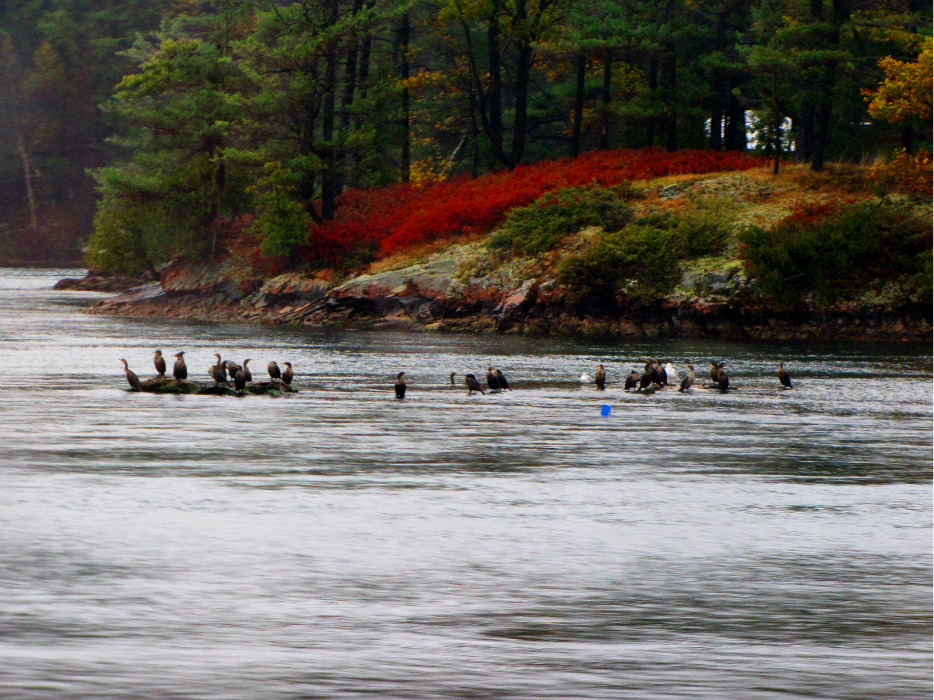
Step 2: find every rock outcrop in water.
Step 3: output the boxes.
[137,377,297,395]
[85,244,931,343]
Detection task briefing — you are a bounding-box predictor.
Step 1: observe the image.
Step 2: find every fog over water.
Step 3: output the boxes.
[0,267,930,699]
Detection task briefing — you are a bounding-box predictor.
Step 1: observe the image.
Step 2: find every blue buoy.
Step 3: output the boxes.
[600,404,612,416]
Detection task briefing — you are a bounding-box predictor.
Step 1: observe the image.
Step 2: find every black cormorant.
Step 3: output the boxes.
[210,354,227,384]
[639,361,655,391]
[716,364,729,392]
[268,361,281,381]
[495,368,511,390]
[465,373,485,395]
[395,372,406,399]
[241,359,252,383]
[655,360,668,386]
[224,360,241,379]
[595,364,606,391]
[153,350,166,377]
[119,359,142,391]
[281,362,293,386]
[778,361,793,389]
[709,362,720,385]
[486,367,500,392]
[624,371,640,391]
[234,365,247,392]
[679,365,695,393]
[173,352,187,381]
[450,372,457,385]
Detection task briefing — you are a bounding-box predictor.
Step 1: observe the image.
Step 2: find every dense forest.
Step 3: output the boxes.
[0,0,930,269]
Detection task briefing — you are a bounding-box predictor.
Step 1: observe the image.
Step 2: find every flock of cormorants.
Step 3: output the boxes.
[119,350,293,392]
[121,351,794,397]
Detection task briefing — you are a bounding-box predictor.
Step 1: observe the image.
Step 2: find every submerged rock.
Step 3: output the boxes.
[137,377,296,395]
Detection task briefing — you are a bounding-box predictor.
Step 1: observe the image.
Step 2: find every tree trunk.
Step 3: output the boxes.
[338,0,364,193]
[662,51,677,152]
[571,54,585,157]
[15,132,38,233]
[710,101,722,151]
[810,97,831,172]
[351,6,373,189]
[797,95,814,162]
[399,11,411,182]
[725,89,745,151]
[211,156,226,260]
[772,74,780,175]
[487,0,505,163]
[902,124,913,154]
[600,53,612,150]
[646,58,657,147]
[320,0,339,220]
[510,40,531,167]
[470,100,480,177]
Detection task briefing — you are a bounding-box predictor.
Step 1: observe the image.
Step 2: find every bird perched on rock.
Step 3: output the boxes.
[267,361,281,382]
[281,362,293,386]
[654,360,668,386]
[210,354,227,384]
[119,359,142,391]
[639,360,655,391]
[595,364,606,391]
[153,350,167,377]
[241,359,252,383]
[580,372,592,383]
[778,361,793,389]
[486,367,500,392]
[495,368,511,391]
[709,362,720,386]
[624,371,640,391]
[234,364,248,392]
[224,360,241,380]
[716,364,729,392]
[679,365,695,393]
[395,372,406,399]
[173,352,187,381]
[465,373,485,395]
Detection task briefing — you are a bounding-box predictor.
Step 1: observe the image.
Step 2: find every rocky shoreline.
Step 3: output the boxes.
[71,244,931,343]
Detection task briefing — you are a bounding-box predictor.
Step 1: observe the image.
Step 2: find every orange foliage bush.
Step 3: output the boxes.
[300,147,768,266]
[869,149,933,199]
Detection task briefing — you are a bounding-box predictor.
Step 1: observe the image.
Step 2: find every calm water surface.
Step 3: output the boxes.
[0,267,930,699]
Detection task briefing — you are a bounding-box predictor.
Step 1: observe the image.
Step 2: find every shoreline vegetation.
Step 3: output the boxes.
[61,159,933,343]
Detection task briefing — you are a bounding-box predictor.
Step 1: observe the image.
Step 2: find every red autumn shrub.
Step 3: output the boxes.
[301,147,768,266]
[785,200,839,226]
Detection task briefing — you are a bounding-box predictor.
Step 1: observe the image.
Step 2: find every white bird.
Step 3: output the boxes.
[665,363,679,383]
[580,372,592,383]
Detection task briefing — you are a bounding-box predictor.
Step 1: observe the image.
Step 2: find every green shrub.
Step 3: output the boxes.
[739,201,931,305]
[558,225,682,299]
[488,186,633,256]
[557,203,733,300]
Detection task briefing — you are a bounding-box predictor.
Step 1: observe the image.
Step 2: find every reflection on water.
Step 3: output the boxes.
[0,267,930,699]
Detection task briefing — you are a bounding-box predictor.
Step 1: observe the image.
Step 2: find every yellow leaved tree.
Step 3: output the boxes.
[864,40,933,198]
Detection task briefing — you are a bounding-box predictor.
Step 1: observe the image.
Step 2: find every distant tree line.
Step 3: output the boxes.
[0,0,929,268]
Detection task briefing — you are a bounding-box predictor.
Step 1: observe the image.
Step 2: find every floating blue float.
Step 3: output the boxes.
[600,404,612,417]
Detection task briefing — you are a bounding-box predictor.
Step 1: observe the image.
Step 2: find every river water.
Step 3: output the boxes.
[0,267,930,699]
